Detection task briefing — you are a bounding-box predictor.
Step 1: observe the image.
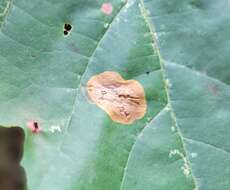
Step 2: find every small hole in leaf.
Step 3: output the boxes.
[63,23,72,36]
[64,23,72,31]
[146,71,150,75]
[64,30,69,36]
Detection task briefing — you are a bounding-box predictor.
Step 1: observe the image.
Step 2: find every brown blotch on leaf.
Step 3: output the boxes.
[87,71,147,125]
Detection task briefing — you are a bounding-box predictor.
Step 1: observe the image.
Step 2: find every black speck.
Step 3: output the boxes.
[64,23,72,31]
[34,122,38,129]
[64,30,68,35]
[146,71,150,75]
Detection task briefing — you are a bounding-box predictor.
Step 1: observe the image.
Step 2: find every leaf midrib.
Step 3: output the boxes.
[138,0,199,189]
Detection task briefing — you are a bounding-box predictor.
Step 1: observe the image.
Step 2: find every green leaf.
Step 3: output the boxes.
[0,0,229,190]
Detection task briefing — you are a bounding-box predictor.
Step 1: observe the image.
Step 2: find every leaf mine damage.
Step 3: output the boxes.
[87,71,147,124]
[0,127,26,190]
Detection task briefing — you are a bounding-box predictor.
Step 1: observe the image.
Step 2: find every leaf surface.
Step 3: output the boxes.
[0,0,229,189]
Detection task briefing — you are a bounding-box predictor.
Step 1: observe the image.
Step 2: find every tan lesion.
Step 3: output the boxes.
[87,71,147,124]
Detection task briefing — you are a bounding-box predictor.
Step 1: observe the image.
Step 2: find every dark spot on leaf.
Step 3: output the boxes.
[27,121,41,133]
[63,23,72,36]
[146,71,150,75]
[34,122,38,130]
[64,23,72,31]
[0,127,27,190]
[64,30,69,36]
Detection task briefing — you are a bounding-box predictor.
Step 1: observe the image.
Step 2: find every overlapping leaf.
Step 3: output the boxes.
[0,0,229,189]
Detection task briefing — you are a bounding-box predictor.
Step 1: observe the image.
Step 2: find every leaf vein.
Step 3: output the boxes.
[166,62,230,88]
[139,0,199,189]
[119,106,168,190]
[184,137,230,157]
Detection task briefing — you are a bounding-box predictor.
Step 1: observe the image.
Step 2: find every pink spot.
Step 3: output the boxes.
[27,121,42,133]
[101,3,113,15]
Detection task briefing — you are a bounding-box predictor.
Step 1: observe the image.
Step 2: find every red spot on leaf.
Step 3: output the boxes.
[27,121,42,133]
[101,3,113,15]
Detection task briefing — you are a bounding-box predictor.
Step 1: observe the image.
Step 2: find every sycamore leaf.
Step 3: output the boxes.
[0,0,229,189]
